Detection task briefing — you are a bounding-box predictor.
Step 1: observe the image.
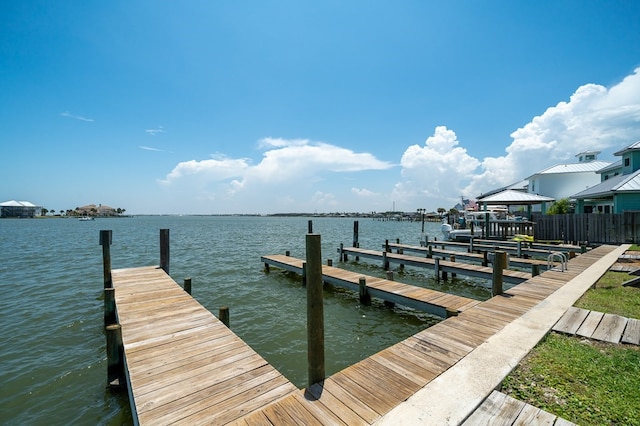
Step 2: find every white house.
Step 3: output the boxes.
[0,200,42,218]
[526,151,610,205]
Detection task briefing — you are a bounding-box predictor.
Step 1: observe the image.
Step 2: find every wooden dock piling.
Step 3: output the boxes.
[183,277,192,295]
[100,230,112,289]
[104,287,116,326]
[160,228,170,274]
[105,323,124,389]
[359,276,371,305]
[306,234,325,386]
[219,306,229,327]
[492,251,506,296]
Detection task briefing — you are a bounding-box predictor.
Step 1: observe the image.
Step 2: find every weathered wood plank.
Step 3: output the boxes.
[461,391,524,425]
[553,306,590,335]
[622,318,640,345]
[513,403,556,425]
[302,384,369,425]
[307,379,380,423]
[576,310,605,338]
[591,313,628,343]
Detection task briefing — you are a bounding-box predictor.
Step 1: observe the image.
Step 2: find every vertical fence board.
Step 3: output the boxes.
[531,212,639,244]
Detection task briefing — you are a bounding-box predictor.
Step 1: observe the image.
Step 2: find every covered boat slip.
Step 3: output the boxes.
[110,244,626,425]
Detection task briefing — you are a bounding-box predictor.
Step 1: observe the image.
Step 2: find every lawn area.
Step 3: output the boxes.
[503,246,640,426]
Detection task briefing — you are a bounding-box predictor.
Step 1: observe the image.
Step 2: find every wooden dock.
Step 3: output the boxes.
[427,238,582,258]
[339,246,532,284]
[104,228,627,424]
[261,254,480,317]
[110,266,299,424]
[384,242,548,269]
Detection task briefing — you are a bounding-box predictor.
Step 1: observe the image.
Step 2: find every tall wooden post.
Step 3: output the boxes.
[306,233,325,386]
[434,257,440,281]
[100,230,112,289]
[353,221,360,261]
[308,220,313,233]
[353,221,359,247]
[160,229,170,274]
[492,251,506,296]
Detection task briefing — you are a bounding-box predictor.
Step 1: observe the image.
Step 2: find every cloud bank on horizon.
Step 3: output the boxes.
[160,68,640,214]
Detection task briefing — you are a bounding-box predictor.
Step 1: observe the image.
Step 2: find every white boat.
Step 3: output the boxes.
[78,216,95,221]
[441,209,509,241]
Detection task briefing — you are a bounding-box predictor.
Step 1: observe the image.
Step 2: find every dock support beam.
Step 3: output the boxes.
[219,306,230,327]
[306,233,325,386]
[104,288,116,326]
[359,276,371,305]
[106,324,124,389]
[160,229,170,274]
[492,251,507,296]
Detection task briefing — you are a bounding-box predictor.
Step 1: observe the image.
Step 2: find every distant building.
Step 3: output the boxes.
[76,204,117,217]
[525,151,610,206]
[0,200,42,218]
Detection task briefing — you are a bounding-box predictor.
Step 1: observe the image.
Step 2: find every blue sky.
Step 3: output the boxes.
[2,1,640,215]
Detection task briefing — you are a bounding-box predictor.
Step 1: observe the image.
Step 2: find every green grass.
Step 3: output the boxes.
[575,271,640,318]
[503,248,640,425]
[502,333,640,425]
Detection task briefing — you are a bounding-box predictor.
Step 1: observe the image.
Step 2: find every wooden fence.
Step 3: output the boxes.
[532,212,640,244]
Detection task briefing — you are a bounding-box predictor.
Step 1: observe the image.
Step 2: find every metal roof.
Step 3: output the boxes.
[0,200,37,207]
[613,141,640,156]
[479,189,554,205]
[527,161,611,178]
[572,169,640,198]
[598,160,622,174]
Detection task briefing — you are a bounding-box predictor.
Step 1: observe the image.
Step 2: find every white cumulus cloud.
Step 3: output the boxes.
[397,67,640,211]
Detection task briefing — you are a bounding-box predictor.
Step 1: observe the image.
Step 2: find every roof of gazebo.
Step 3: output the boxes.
[478,189,554,205]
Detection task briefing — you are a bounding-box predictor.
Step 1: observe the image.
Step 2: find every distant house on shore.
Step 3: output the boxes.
[572,141,640,213]
[525,151,610,210]
[0,200,42,218]
[76,204,117,217]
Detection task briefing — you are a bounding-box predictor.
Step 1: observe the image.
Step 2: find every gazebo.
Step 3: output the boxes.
[477,190,555,218]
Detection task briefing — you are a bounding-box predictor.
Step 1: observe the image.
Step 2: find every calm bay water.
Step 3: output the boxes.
[0,216,493,425]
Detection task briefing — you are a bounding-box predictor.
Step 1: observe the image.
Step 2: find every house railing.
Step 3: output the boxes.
[532,212,640,244]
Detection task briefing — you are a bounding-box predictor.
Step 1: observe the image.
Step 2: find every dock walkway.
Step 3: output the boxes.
[427,239,582,258]
[111,266,299,424]
[261,254,480,317]
[339,246,532,284]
